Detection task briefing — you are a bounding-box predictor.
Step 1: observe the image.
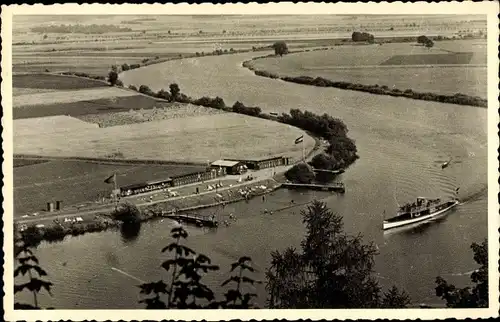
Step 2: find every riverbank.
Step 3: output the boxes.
[18,166,297,246]
[242,49,487,108]
[16,131,325,247]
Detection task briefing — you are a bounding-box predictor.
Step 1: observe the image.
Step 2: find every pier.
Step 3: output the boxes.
[163,212,219,228]
[281,182,345,193]
[311,168,345,175]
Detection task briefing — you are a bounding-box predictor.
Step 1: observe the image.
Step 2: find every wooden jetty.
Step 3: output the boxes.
[281,182,345,193]
[311,168,345,175]
[164,212,219,228]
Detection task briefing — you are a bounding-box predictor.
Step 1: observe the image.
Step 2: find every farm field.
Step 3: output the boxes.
[248,40,487,97]
[12,73,184,119]
[14,113,314,163]
[14,87,138,107]
[14,93,180,119]
[13,73,105,90]
[13,159,205,216]
[13,14,486,77]
[13,87,59,96]
[14,116,98,136]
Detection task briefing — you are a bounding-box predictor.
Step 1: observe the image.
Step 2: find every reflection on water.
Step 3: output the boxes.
[120,222,142,243]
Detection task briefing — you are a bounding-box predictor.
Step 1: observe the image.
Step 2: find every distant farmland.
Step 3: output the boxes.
[13,93,171,119]
[14,73,105,90]
[12,74,178,119]
[14,113,314,164]
[14,159,205,216]
[247,40,487,98]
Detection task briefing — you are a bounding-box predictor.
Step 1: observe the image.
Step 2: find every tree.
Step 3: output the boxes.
[417,35,431,44]
[14,229,53,309]
[108,70,119,86]
[284,163,315,184]
[111,202,142,224]
[169,83,180,101]
[156,89,172,101]
[266,200,411,308]
[272,41,289,57]
[424,39,434,48]
[139,85,154,96]
[352,31,375,43]
[435,239,488,308]
[310,153,337,170]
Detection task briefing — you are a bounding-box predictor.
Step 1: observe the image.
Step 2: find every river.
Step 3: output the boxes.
[16,52,488,309]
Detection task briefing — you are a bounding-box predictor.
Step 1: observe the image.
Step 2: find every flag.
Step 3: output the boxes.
[295,135,304,144]
[104,173,116,184]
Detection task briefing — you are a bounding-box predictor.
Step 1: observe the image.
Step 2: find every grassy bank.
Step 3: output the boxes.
[242,50,487,108]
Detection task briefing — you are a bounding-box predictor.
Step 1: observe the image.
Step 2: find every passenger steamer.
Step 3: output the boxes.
[383,194,460,230]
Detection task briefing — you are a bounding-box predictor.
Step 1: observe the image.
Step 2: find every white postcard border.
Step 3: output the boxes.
[2,2,499,321]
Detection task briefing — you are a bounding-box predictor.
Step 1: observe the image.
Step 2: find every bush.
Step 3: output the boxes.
[111,202,142,224]
[192,96,226,109]
[310,153,338,170]
[121,63,130,71]
[232,101,262,116]
[128,85,138,91]
[139,85,154,96]
[176,93,192,104]
[352,31,375,43]
[108,70,119,86]
[285,163,315,184]
[155,89,172,101]
[272,41,289,56]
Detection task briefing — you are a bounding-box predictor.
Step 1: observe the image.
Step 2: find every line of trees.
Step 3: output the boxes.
[245,66,487,108]
[14,200,489,310]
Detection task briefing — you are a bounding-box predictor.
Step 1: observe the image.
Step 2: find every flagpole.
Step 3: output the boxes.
[302,139,305,163]
[114,173,118,211]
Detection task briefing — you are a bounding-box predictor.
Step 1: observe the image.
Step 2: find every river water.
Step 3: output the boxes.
[16,52,489,309]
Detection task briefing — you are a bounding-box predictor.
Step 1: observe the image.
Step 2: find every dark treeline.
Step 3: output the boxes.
[279,109,359,173]
[246,69,487,108]
[18,219,120,248]
[60,71,106,81]
[18,203,146,248]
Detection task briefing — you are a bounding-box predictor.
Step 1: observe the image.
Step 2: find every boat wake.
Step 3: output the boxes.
[110,267,146,283]
[444,269,478,277]
[458,185,488,205]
